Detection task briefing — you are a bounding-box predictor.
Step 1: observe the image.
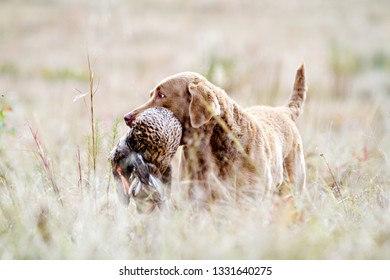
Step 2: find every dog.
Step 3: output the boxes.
[124,64,307,201]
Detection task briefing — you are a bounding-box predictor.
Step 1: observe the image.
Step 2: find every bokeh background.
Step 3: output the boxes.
[1,0,390,259]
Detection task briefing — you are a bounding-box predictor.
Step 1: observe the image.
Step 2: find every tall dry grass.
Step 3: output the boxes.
[0,0,390,259]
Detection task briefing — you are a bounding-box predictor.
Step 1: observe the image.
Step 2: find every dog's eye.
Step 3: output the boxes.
[157,92,166,98]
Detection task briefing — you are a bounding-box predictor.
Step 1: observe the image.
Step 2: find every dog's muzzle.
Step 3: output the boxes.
[124,113,136,127]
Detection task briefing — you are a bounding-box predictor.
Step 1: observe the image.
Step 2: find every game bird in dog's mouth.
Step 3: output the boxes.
[110,107,182,212]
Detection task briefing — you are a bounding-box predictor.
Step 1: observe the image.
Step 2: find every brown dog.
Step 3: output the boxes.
[124,64,307,200]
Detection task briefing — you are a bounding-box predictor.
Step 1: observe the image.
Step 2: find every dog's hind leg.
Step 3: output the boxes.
[284,143,307,205]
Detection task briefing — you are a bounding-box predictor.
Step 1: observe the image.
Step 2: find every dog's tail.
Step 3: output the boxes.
[288,63,307,121]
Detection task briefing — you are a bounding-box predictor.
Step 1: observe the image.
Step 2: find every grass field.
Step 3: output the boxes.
[1,0,390,259]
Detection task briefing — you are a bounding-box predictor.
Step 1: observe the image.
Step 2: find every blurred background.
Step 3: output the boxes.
[1,0,390,259]
[1,0,389,131]
[2,0,389,175]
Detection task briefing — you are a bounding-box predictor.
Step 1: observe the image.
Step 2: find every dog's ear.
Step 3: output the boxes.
[188,82,220,128]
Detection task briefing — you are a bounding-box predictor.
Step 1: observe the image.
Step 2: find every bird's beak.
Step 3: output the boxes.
[116,166,131,196]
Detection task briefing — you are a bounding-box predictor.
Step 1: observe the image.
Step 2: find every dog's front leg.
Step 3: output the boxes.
[180,144,217,202]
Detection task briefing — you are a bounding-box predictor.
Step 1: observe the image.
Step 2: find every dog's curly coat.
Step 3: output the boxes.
[124,64,307,200]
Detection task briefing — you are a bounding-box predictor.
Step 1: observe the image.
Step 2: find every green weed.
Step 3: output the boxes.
[0,95,14,138]
[0,62,19,76]
[41,68,89,82]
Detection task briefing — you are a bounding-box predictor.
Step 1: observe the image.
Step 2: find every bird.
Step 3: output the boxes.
[110,107,182,212]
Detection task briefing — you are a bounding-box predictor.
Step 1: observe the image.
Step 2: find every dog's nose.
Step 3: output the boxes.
[124,113,135,127]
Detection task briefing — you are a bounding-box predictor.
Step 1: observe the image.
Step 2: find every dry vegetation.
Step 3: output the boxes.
[1,0,390,259]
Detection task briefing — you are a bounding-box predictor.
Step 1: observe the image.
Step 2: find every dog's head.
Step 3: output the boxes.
[124,72,221,131]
